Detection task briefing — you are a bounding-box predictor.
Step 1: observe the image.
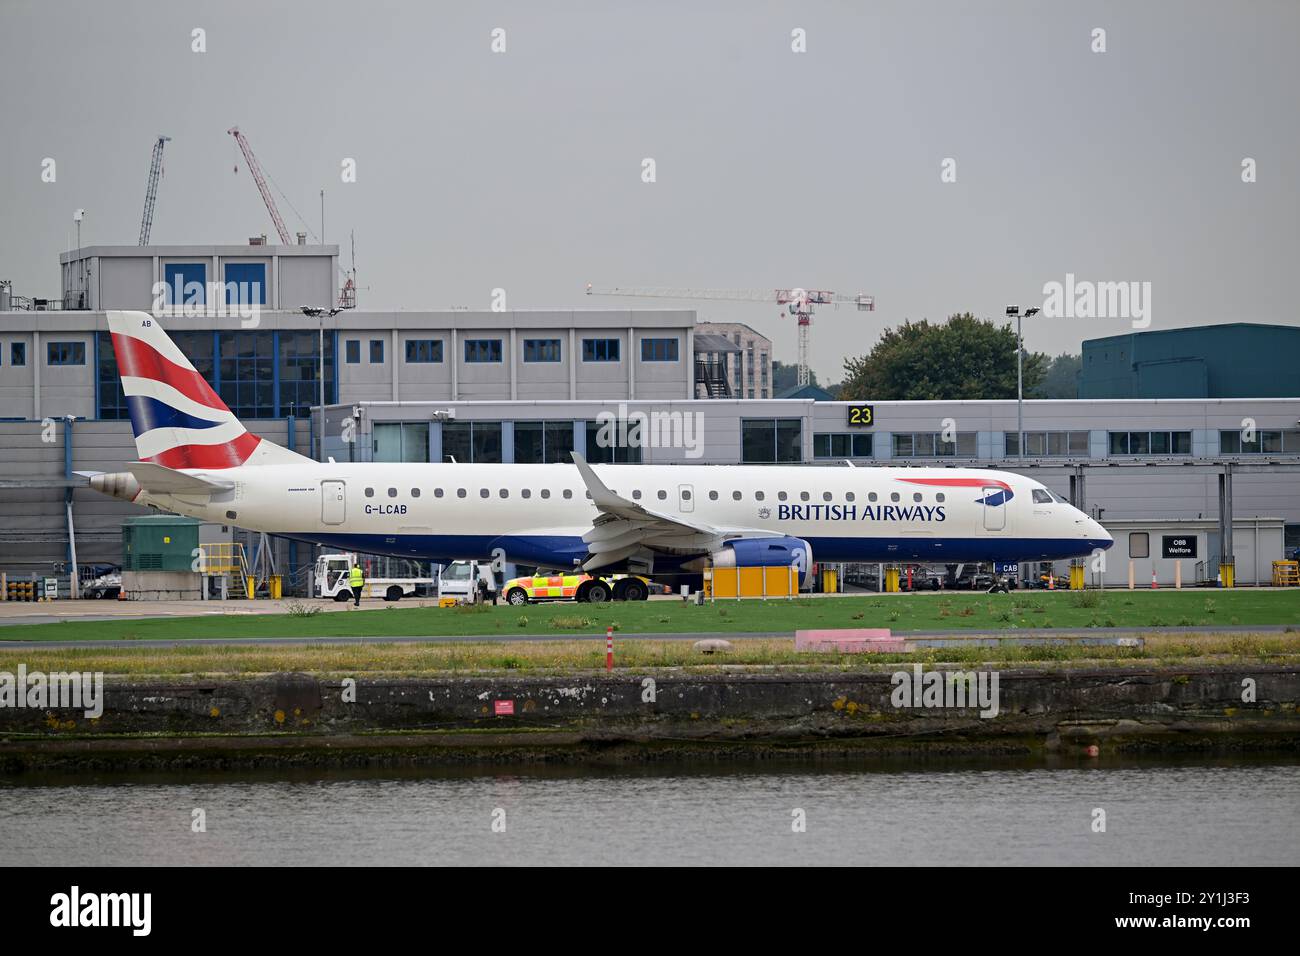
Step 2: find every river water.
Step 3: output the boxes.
[2,757,1296,866]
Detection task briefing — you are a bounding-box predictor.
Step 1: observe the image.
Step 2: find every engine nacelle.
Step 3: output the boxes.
[706,536,813,588]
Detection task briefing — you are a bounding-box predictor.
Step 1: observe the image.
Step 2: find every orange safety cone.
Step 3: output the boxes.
[1151,568,1159,589]
[1048,572,1055,591]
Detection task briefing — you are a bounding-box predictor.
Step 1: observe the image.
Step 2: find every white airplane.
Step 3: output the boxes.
[87,311,1112,598]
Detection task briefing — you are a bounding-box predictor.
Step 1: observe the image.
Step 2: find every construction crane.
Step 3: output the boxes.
[227,126,292,244]
[137,135,171,245]
[585,284,875,387]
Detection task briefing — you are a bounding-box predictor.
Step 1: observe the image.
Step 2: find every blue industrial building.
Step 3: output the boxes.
[1080,323,1300,399]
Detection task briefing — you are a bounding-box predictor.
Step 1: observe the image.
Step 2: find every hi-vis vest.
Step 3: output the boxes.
[349,566,365,588]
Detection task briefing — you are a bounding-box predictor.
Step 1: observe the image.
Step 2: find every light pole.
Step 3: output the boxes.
[301,306,341,460]
[1006,305,1039,457]
[73,209,85,308]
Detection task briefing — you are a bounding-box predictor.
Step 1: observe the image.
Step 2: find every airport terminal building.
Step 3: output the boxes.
[2,243,1298,590]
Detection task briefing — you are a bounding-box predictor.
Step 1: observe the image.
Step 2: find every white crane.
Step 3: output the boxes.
[137,135,171,245]
[585,284,875,387]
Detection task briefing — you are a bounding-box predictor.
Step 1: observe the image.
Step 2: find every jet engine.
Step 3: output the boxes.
[686,535,813,588]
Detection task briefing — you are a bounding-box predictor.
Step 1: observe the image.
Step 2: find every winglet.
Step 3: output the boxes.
[570,451,626,509]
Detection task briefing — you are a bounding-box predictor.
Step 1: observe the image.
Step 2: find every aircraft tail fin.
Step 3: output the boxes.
[106,310,311,468]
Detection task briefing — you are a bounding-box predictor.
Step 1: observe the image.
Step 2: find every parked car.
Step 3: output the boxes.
[503,572,650,605]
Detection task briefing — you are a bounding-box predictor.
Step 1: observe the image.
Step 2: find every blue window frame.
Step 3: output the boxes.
[523,338,562,363]
[640,337,678,362]
[406,339,444,363]
[223,262,266,306]
[96,330,334,420]
[277,329,336,418]
[164,262,207,306]
[370,339,384,363]
[345,339,360,364]
[583,338,620,362]
[465,339,503,363]
[47,341,86,365]
[10,342,25,366]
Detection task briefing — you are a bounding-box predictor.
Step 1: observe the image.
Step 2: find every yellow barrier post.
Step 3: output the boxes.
[1069,564,1085,590]
[884,567,900,593]
[245,576,255,600]
[1219,563,1235,588]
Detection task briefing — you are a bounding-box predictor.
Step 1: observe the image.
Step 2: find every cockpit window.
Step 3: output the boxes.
[1032,489,1053,504]
[1051,491,1070,504]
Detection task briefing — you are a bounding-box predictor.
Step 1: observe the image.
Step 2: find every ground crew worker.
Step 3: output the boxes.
[349,563,365,607]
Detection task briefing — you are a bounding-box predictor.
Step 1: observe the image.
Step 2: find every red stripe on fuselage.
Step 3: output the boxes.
[110,332,230,413]
[147,432,262,469]
[898,477,1011,490]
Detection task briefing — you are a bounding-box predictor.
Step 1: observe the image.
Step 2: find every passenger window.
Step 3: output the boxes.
[913,493,922,502]
[732,491,742,501]
[709,491,719,500]
[935,493,944,503]
[521,489,531,499]
[823,492,833,502]
[657,490,667,500]
[682,489,692,500]
[480,489,489,498]
[457,488,467,498]
[868,493,878,502]
[499,489,508,498]
[411,488,421,498]
[434,488,444,498]
[365,487,374,498]
[846,492,855,502]
[890,493,900,502]
[632,490,642,499]
[778,491,788,501]
[800,492,810,501]
[563,489,572,499]
[541,489,550,499]
[388,488,397,498]
[585,490,592,499]
[755,491,764,501]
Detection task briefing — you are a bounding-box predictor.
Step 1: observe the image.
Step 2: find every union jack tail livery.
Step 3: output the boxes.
[107,311,308,469]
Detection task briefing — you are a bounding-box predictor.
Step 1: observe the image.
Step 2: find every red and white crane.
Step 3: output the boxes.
[227,126,292,245]
[585,284,875,387]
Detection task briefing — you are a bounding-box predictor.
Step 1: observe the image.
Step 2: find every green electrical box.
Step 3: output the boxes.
[121,515,201,572]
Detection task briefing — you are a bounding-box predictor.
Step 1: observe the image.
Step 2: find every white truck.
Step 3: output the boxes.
[314,552,436,602]
[436,560,499,603]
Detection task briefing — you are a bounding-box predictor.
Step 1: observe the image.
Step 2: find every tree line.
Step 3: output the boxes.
[776,313,1081,400]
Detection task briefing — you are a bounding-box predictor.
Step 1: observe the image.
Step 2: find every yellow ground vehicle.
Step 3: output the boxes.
[503,572,649,605]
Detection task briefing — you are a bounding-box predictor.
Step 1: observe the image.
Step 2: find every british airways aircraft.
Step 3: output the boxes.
[86,311,1112,597]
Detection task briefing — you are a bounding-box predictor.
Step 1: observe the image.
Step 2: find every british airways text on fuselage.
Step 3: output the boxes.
[777,503,946,522]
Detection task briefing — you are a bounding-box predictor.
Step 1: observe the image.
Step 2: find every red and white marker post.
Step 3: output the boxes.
[605,625,614,671]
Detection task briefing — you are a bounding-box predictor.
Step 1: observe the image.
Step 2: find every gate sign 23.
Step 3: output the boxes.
[846,405,874,427]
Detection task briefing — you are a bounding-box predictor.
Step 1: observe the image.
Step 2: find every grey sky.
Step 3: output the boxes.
[2,0,1297,382]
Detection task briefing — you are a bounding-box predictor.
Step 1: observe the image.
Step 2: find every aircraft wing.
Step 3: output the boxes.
[571,452,735,572]
[125,462,235,495]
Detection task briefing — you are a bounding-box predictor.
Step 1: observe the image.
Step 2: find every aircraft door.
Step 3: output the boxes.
[678,484,694,513]
[322,480,346,525]
[982,486,1006,532]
